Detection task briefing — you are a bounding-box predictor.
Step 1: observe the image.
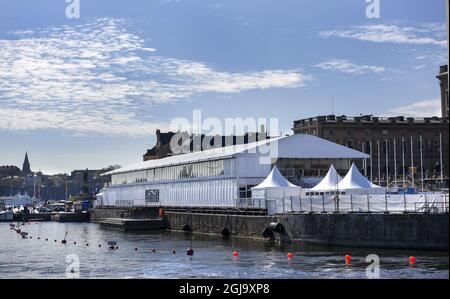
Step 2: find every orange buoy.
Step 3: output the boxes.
[287,252,294,259]
[232,250,239,257]
[409,256,416,266]
[345,255,351,265]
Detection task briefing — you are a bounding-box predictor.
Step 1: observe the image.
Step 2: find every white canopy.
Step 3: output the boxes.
[310,165,342,192]
[337,163,385,195]
[253,165,298,189]
[252,166,301,201]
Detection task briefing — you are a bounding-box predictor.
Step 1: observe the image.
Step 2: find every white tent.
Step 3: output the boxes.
[252,166,301,214]
[337,163,385,195]
[309,165,342,192]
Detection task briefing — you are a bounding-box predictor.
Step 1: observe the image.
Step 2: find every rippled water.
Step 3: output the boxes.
[0,222,448,279]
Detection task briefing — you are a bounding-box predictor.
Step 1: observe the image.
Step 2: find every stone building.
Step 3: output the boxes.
[292,115,448,189]
[143,129,269,161]
[291,65,449,190]
[437,65,449,119]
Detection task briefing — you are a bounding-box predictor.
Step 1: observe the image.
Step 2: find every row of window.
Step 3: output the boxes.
[112,159,234,185]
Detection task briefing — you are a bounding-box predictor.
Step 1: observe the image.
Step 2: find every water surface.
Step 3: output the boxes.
[0,222,448,279]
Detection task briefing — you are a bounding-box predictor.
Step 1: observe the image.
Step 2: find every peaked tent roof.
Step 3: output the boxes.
[338,163,382,190]
[310,165,342,191]
[253,165,299,189]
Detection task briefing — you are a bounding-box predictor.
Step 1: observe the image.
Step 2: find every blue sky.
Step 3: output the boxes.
[0,0,448,174]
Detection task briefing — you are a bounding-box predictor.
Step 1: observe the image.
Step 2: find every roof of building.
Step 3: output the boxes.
[103,134,369,176]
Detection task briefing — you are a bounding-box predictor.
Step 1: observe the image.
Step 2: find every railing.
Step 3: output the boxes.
[254,193,449,215]
[100,193,449,215]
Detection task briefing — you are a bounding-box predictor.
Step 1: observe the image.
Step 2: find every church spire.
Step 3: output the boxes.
[22,152,32,176]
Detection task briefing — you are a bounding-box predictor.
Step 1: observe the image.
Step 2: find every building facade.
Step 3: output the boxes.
[143,129,269,161]
[437,65,449,119]
[292,115,449,189]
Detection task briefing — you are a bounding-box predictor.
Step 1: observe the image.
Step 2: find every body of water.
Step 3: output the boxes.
[0,222,448,279]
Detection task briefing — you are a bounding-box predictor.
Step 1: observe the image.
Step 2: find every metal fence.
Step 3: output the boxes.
[250,193,449,215]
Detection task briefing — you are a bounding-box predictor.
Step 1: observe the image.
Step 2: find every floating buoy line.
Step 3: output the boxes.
[7,224,418,267]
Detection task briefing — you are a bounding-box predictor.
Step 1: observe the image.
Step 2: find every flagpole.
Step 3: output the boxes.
[440,132,444,184]
[393,137,397,188]
[370,140,373,181]
[385,139,389,188]
[402,136,406,188]
[410,136,415,188]
[362,142,367,177]
[420,135,424,192]
[377,140,381,185]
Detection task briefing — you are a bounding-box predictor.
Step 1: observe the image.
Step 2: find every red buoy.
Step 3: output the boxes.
[409,256,416,266]
[232,250,239,257]
[159,208,165,218]
[345,255,351,265]
[287,252,294,259]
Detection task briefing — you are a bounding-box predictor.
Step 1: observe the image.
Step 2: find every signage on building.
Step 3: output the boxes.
[145,189,160,202]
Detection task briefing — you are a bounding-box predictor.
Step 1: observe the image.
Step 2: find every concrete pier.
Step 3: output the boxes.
[91,207,449,250]
[165,211,449,250]
[99,218,168,231]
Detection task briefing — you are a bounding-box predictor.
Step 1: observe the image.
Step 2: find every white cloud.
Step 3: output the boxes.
[314,59,386,75]
[320,23,446,46]
[0,18,310,136]
[386,98,442,117]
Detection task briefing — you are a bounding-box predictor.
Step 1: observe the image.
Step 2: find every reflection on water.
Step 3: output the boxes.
[0,222,448,279]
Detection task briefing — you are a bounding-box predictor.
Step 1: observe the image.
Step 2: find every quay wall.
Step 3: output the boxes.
[91,207,449,250]
[165,211,449,250]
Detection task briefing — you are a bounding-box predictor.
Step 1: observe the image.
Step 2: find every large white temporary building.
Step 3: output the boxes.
[309,165,342,193]
[337,163,385,195]
[98,134,369,208]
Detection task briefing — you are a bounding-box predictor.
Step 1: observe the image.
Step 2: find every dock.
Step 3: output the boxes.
[98,218,168,231]
[51,212,90,222]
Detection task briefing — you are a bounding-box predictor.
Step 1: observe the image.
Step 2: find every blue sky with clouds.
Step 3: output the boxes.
[0,0,448,174]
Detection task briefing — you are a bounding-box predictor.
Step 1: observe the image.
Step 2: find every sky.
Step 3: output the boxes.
[0,0,448,174]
